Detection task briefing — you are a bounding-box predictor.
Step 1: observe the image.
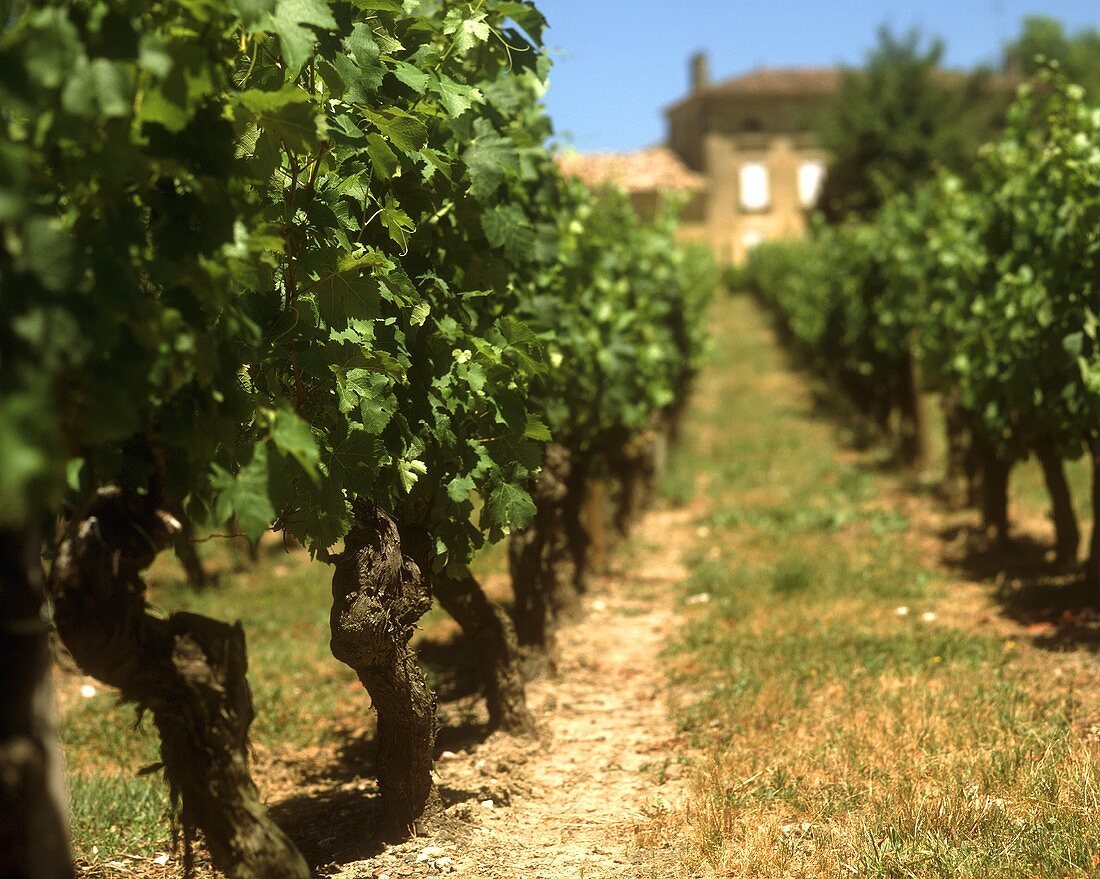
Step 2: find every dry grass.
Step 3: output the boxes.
[56,532,493,873]
[653,293,1100,879]
[59,291,1100,878]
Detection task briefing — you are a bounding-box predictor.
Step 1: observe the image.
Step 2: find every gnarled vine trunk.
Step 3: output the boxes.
[509,444,581,657]
[1035,442,1080,568]
[48,489,307,879]
[1,527,73,879]
[975,438,1011,547]
[896,350,925,470]
[665,396,689,446]
[566,459,600,594]
[1085,441,1100,597]
[171,507,210,589]
[942,394,972,507]
[431,571,534,735]
[858,377,893,440]
[398,522,532,733]
[608,426,660,537]
[330,504,441,834]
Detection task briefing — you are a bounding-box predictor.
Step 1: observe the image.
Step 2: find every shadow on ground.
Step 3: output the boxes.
[272,784,388,869]
[939,524,1054,579]
[994,574,1100,653]
[759,300,1100,658]
[936,522,1100,653]
[272,717,490,870]
[268,629,499,871]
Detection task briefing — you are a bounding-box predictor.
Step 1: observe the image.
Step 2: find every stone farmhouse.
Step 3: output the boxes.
[561,53,1016,265]
[558,54,837,265]
[666,55,837,264]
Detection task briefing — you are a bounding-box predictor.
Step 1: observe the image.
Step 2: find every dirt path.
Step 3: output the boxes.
[331,506,700,879]
[307,295,1100,879]
[66,294,1100,879]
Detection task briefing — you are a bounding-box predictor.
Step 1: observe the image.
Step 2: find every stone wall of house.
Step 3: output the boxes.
[704,127,829,264]
[667,60,1015,264]
[667,77,834,264]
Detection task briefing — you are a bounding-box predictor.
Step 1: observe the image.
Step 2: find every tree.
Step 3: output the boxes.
[816,28,1005,222]
[1004,16,1100,100]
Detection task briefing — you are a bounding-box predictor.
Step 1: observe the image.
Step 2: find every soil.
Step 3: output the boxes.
[279,505,703,879]
[68,301,1100,879]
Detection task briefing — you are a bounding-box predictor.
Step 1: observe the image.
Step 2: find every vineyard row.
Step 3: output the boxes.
[745,71,1100,587]
[0,2,715,876]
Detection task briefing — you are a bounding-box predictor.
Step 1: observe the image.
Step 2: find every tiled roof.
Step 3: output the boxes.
[708,67,842,97]
[668,65,1020,112]
[556,147,704,194]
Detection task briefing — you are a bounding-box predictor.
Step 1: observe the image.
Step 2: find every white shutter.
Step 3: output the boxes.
[798,161,825,208]
[739,162,770,211]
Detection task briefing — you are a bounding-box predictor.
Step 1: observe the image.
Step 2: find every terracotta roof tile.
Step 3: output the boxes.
[556,147,704,194]
[708,67,842,97]
[668,65,1020,112]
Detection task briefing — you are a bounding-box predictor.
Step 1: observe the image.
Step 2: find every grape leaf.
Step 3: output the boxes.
[484,481,535,530]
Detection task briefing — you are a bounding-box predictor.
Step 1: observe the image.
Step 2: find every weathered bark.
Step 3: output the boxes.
[431,571,534,735]
[566,464,599,593]
[942,394,971,507]
[1035,442,1080,568]
[665,397,689,446]
[48,489,307,879]
[835,365,865,420]
[330,504,441,833]
[976,440,1011,546]
[866,382,893,439]
[172,508,210,589]
[1086,441,1100,596]
[608,427,660,537]
[964,422,983,510]
[1,527,73,879]
[896,351,926,470]
[395,521,531,733]
[509,444,581,654]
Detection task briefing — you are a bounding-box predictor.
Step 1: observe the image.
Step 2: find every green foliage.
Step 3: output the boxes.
[749,69,1100,462]
[0,0,713,574]
[218,0,564,568]
[928,73,1100,457]
[0,1,713,870]
[1004,16,1100,101]
[745,219,907,417]
[744,237,832,355]
[522,189,716,467]
[0,0,259,528]
[816,27,1006,222]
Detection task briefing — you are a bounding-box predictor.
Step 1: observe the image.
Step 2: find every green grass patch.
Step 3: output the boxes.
[658,295,1100,878]
[68,775,171,859]
[59,528,504,865]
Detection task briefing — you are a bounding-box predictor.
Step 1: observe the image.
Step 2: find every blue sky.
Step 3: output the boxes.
[537,0,1100,152]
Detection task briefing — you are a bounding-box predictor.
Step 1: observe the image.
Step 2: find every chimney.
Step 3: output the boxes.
[691,51,710,92]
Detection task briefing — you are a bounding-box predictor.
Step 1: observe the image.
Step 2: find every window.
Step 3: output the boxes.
[798,161,826,208]
[739,162,770,211]
[741,229,765,251]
